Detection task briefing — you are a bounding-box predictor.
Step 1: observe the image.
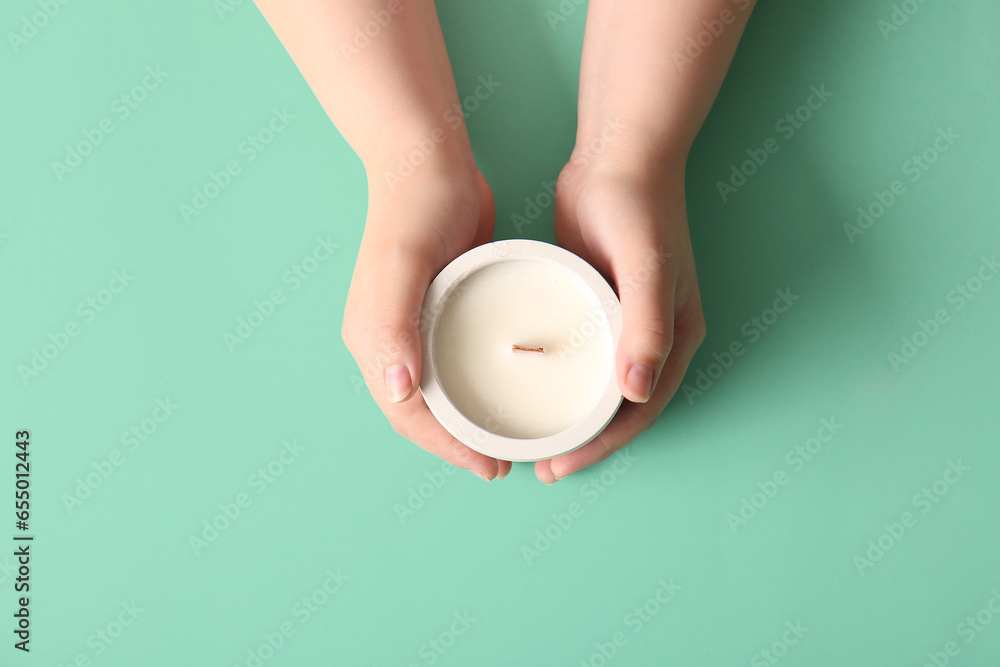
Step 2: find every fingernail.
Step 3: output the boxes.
[385,364,412,403]
[472,470,493,483]
[539,459,557,485]
[625,363,654,403]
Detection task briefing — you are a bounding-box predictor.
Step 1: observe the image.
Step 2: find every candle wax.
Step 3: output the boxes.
[432,259,613,439]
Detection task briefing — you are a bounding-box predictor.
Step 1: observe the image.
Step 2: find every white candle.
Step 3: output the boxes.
[433,259,611,438]
[420,240,623,462]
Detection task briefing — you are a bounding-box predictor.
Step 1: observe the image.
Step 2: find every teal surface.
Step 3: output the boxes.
[2,0,999,665]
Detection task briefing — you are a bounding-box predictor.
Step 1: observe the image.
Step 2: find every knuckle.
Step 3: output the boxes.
[683,300,708,346]
[690,316,707,346]
[643,317,675,359]
[341,297,364,352]
[370,323,413,362]
[340,318,356,351]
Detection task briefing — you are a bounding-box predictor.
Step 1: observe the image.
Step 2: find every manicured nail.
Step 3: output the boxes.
[472,470,493,483]
[625,363,654,403]
[385,364,412,403]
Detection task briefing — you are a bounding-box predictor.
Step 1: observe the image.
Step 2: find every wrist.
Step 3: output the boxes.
[564,123,686,194]
[365,137,479,200]
[570,118,688,184]
[362,111,478,187]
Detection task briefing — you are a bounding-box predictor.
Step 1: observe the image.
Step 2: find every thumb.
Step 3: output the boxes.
[351,245,436,405]
[612,243,676,403]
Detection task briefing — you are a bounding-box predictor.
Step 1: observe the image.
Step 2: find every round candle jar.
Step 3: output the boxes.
[419,239,623,462]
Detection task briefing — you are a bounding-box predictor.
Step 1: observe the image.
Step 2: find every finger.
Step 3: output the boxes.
[379,388,502,481]
[496,460,512,481]
[548,400,655,480]
[610,237,677,404]
[535,459,556,485]
[548,314,703,480]
[347,237,439,405]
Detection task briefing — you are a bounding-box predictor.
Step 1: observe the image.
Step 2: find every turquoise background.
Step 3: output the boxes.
[2,0,999,665]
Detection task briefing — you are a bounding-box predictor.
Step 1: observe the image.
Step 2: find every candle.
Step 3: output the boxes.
[433,260,610,438]
[420,240,623,462]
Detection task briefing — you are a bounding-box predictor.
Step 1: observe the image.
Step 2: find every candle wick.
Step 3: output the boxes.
[512,345,545,354]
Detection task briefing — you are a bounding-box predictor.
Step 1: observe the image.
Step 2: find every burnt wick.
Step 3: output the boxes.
[512,345,545,354]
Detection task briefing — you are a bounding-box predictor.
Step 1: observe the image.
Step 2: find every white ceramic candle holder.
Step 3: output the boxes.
[419,239,623,462]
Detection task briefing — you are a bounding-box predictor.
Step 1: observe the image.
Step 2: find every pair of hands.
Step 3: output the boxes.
[342,144,706,483]
[248,0,752,481]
